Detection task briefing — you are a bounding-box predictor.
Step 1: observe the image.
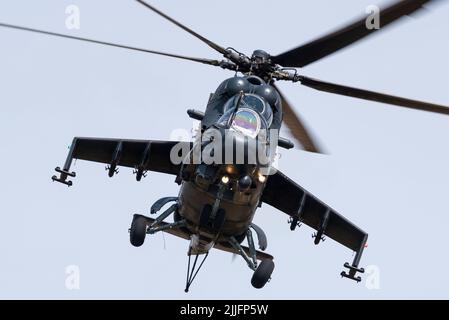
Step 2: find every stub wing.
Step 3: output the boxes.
[261,170,367,282]
[52,137,191,185]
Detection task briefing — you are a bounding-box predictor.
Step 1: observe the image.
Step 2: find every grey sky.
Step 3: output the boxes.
[0,0,448,299]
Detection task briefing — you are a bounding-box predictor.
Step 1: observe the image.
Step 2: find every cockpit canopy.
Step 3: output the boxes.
[218,93,273,139]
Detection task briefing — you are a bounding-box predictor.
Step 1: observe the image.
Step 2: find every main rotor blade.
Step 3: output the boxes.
[298,76,449,115]
[272,0,437,68]
[0,22,221,66]
[136,0,227,55]
[273,83,324,153]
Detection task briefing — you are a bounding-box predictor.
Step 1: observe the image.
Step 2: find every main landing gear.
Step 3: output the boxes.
[129,197,185,247]
[129,197,275,291]
[229,229,275,289]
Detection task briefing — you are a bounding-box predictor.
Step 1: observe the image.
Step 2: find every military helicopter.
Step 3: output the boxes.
[2,0,448,292]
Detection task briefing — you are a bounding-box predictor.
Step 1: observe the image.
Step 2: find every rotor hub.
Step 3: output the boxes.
[251,49,271,65]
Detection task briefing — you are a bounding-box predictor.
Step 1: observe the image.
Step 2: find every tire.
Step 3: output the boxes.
[130,214,147,247]
[251,260,275,289]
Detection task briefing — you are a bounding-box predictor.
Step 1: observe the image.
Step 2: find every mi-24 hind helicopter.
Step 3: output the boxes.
[2,0,448,292]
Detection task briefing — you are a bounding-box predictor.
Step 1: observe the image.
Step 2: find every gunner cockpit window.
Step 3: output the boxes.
[231,108,261,139]
[221,94,273,128]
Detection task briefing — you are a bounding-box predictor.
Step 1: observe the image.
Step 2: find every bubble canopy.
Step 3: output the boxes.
[218,94,273,138]
[231,108,261,138]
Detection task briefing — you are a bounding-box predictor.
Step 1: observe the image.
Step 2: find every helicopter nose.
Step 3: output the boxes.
[201,127,271,166]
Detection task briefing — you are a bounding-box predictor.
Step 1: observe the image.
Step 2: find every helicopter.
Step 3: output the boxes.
[2,0,448,292]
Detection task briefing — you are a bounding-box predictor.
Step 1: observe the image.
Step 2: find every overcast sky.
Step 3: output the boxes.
[0,0,448,299]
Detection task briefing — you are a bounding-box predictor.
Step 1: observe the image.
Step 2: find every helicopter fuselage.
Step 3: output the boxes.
[172,75,283,248]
